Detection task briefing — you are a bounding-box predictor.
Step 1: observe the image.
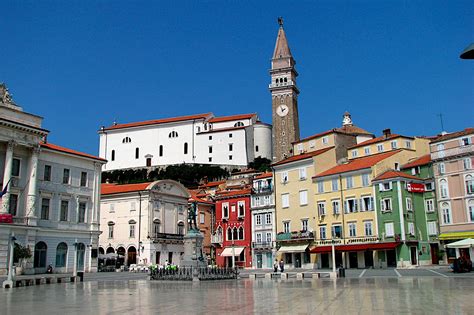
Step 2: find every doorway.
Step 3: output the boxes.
[364,250,374,268]
[430,244,439,264]
[386,250,397,267]
[127,246,137,265]
[256,254,262,268]
[294,253,302,268]
[321,253,329,269]
[349,252,358,268]
[410,247,418,265]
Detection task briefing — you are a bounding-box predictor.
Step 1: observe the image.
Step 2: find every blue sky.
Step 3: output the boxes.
[1,1,473,155]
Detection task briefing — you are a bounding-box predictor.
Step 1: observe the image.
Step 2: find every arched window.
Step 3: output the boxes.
[234,121,244,127]
[441,202,451,224]
[233,227,238,240]
[76,243,85,271]
[99,247,105,255]
[159,145,163,157]
[217,226,222,237]
[284,77,287,82]
[111,150,115,161]
[255,145,259,152]
[135,147,139,159]
[55,242,68,268]
[106,247,115,254]
[177,221,185,235]
[169,131,178,138]
[184,142,188,154]
[238,227,244,240]
[146,157,151,167]
[468,199,474,222]
[122,137,131,143]
[227,228,232,241]
[34,241,47,268]
[153,219,161,237]
[108,221,115,238]
[275,78,278,84]
[439,179,449,198]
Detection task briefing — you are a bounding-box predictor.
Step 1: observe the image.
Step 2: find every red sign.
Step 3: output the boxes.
[0,213,13,223]
[407,183,425,193]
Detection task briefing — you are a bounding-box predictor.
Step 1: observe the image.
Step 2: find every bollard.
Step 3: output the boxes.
[280,273,287,280]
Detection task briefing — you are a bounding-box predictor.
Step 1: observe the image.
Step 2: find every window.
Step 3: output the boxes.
[200,213,205,224]
[439,179,449,198]
[319,226,327,239]
[41,198,50,220]
[254,196,260,207]
[256,233,262,243]
[229,144,233,151]
[427,221,437,236]
[208,157,212,162]
[468,200,474,222]
[361,196,374,211]
[381,198,392,212]
[281,194,289,208]
[317,201,326,216]
[234,121,244,127]
[229,155,233,160]
[265,213,271,225]
[62,169,70,184]
[208,135,212,140]
[391,141,398,149]
[332,225,342,238]
[299,168,307,180]
[108,222,114,238]
[109,204,115,213]
[80,172,87,187]
[168,131,178,138]
[153,220,161,236]
[266,232,272,243]
[255,145,259,152]
[425,182,434,191]
[364,147,370,155]
[394,163,400,171]
[362,174,370,187]
[406,198,413,211]
[379,182,392,191]
[238,201,245,217]
[129,223,136,238]
[322,136,329,145]
[351,150,358,158]
[317,181,324,193]
[466,176,474,194]
[377,144,384,152]
[441,203,451,224]
[309,140,316,148]
[301,219,308,232]
[178,222,185,235]
[283,221,290,233]
[425,199,435,213]
[44,165,51,181]
[281,171,288,183]
[159,145,163,156]
[111,150,115,161]
[122,137,131,143]
[348,223,357,237]
[12,158,20,177]
[229,133,233,138]
[464,158,472,170]
[385,222,394,237]
[345,199,358,213]
[78,202,86,223]
[299,190,308,206]
[365,221,373,236]
[332,178,338,191]
[238,227,244,240]
[184,143,188,154]
[408,222,415,236]
[332,200,340,215]
[346,176,353,189]
[60,200,68,221]
[222,203,229,219]
[135,147,139,159]
[461,137,471,146]
[438,163,445,175]
[55,243,68,268]
[405,141,412,149]
[146,157,152,167]
[256,214,262,225]
[208,146,213,154]
[8,194,18,216]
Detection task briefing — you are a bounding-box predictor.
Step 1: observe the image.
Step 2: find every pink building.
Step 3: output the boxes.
[430,128,474,262]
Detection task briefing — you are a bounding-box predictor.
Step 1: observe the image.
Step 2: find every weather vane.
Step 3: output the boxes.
[278,17,283,26]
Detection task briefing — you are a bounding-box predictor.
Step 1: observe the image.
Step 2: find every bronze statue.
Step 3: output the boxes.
[188,201,198,231]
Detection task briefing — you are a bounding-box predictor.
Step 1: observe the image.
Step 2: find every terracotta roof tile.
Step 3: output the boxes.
[401,154,431,169]
[208,114,256,123]
[430,128,474,143]
[199,180,225,188]
[295,125,373,144]
[215,188,252,198]
[41,142,106,162]
[254,172,272,179]
[101,182,152,195]
[272,147,334,167]
[372,170,421,181]
[348,134,412,149]
[314,150,401,178]
[189,190,214,204]
[103,113,213,131]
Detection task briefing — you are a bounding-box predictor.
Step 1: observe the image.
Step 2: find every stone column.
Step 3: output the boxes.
[1,141,15,214]
[26,145,40,225]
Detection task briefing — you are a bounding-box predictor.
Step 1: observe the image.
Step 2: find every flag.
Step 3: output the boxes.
[0,178,12,198]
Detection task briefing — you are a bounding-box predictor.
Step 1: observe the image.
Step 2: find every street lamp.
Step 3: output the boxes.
[231,239,236,269]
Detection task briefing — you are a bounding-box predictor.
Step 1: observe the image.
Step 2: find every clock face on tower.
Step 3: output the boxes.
[276,104,289,117]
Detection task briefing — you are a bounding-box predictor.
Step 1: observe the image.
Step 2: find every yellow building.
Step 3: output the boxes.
[311,148,424,269]
[272,147,337,269]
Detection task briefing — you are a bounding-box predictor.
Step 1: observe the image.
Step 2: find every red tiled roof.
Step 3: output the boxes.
[430,127,474,143]
[294,125,373,144]
[199,180,225,188]
[215,188,252,198]
[272,147,334,167]
[189,190,214,205]
[372,170,421,182]
[401,154,431,169]
[103,113,213,131]
[101,182,152,195]
[314,150,401,178]
[41,142,107,162]
[254,172,272,180]
[348,134,409,149]
[295,130,333,143]
[208,113,255,123]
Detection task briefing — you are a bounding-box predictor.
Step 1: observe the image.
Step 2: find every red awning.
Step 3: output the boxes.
[310,242,399,253]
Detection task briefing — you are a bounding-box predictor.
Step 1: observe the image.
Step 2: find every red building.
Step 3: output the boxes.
[213,188,252,268]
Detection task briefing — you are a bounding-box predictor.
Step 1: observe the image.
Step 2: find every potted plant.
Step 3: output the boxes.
[13,243,32,275]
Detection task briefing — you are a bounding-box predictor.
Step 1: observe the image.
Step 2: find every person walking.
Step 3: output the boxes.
[273,259,278,273]
[279,259,284,273]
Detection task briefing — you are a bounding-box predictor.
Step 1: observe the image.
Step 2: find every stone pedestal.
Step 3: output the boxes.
[180,229,207,268]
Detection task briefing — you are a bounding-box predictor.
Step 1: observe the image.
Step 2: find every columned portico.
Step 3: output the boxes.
[1,140,15,214]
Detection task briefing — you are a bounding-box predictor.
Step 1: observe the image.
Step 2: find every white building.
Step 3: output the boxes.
[98,113,272,171]
[0,84,105,275]
[99,180,190,266]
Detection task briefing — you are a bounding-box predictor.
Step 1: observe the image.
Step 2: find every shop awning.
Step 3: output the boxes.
[446,238,474,249]
[221,247,245,257]
[439,232,474,240]
[310,242,399,253]
[277,244,308,253]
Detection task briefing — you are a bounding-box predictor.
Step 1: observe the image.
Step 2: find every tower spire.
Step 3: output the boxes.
[272,18,292,60]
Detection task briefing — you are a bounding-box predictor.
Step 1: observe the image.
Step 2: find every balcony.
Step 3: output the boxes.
[151,232,184,243]
[253,186,273,195]
[277,231,314,242]
[252,242,273,249]
[431,144,473,160]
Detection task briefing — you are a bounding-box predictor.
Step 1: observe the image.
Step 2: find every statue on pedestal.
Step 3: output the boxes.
[187,201,198,231]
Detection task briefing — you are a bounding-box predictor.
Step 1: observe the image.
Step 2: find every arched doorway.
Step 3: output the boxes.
[55,242,68,268]
[34,241,47,269]
[99,247,105,255]
[117,247,126,266]
[127,246,137,265]
[77,243,85,271]
[106,247,115,254]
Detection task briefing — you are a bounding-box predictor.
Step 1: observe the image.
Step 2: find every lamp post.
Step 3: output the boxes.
[331,240,336,273]
[231,239,236,269]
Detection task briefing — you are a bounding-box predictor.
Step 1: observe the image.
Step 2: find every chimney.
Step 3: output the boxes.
[383,129,391,138]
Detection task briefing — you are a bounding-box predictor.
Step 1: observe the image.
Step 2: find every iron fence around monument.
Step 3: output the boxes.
[150,267,238,281]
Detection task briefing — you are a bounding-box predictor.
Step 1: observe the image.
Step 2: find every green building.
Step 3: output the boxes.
[372,155,439,267]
